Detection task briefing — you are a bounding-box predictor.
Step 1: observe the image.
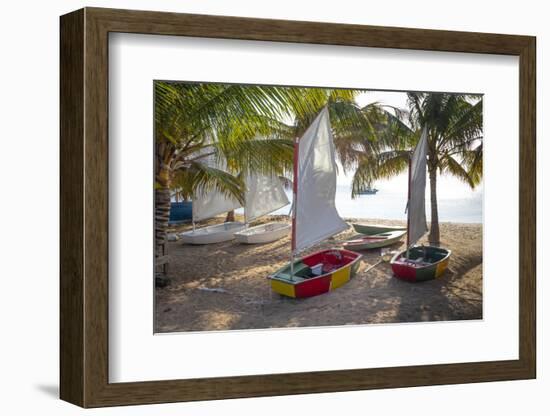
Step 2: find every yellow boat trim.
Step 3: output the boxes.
[435,258,449,278]
[330,266,351,290]
[271,279,296,298]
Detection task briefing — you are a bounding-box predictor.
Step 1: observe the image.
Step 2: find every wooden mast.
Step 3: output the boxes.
[290,136,299,278]
[406,155,412,259]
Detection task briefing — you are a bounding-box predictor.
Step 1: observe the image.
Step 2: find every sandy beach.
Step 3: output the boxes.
[155,216,482,333]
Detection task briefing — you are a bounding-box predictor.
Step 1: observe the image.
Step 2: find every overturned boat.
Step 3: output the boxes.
[390,127,451,282]
[268,107,361,298]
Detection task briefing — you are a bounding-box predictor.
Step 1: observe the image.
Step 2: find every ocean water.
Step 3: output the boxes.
[267,175,483,224]
[229,172,482,224]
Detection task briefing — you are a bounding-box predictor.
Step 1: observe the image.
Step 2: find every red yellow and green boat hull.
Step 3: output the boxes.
[390,246,451,282]
[268,249,362,298]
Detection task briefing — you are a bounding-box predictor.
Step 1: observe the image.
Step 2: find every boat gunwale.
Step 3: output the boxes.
[351,223,407,234]
[268,248,362,285]
[234,221,291,237]
[179,221,246,237]
[343,230,407,246]
[389,245,452,271]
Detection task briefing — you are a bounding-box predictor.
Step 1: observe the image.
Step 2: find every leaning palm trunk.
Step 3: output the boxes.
[428,166,440,245]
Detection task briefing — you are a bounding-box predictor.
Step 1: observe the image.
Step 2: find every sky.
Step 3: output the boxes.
[339,90,483,201]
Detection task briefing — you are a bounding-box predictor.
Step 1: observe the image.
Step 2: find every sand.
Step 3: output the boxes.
[155,216,482,333]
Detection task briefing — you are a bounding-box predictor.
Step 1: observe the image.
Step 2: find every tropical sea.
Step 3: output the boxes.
[266,173,483,224]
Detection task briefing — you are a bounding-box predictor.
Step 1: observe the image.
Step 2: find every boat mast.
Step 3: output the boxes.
[290,136,299,279]
[406,155,412,259]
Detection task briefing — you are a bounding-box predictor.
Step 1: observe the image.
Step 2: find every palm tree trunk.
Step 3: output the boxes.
[225,210,235,222]
[155,142,175,263]
[155,184,171,257]
[428,166,440,246]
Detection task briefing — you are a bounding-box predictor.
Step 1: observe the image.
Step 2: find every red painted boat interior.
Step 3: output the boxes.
[302,249,360,274]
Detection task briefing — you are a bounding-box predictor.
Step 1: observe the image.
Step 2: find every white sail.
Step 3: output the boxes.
[244,173,290,223]
[192,187,242,222]
[407,127,429,246]
[192,154,242,222]
[293,107,348,253]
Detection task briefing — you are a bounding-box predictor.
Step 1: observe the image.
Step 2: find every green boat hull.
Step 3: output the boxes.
[343,230,406,250]
[351,223,407,236]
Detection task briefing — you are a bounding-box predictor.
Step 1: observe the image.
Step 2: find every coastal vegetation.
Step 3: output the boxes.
[350,93,483,244]
[154,83,483,254]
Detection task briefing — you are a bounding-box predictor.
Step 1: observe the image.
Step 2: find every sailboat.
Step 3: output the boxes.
[390,127,451,282]
[234,173,291,244]
[356,185,378,195]
[179,184,246,244]
[179,155,246,244]
[268,107,362,298]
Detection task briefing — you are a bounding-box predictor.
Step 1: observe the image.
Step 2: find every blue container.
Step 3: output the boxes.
[169,201,192,225]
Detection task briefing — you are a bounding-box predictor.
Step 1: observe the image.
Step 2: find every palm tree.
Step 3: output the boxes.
[351,92,483,245]
[278,88,387,179]
[155,83,387,259]
[154,81,320,257]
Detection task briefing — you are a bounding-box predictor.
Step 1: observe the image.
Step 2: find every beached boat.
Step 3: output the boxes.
[270,249,362,298]
[268,107,361,298]
[352,223,407,235]
[234,172,291,244]
[180,156,245,244]
[390,245,451,282]
[390,127,451,281]
[343,229,406,251]
[235,222,290,244]
[180,221,246,245]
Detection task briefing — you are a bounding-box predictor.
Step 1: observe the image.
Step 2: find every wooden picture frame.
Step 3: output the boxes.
[60,7,536,408]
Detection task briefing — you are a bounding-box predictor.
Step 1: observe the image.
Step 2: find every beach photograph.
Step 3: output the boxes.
[154,82,483,333]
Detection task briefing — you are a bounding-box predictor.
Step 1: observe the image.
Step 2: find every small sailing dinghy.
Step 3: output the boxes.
[235,222,290,244]
[234,173,291,244]
[180,158,245,244]
[390,127,451,282]
[268,107,362,298]
[343,229,406,251]
[180,221,246,245]
[351,223,406,235]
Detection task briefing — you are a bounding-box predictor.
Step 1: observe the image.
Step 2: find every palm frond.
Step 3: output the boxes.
[172,162,246,204]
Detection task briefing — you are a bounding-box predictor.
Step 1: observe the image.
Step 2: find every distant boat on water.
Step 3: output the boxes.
[357,186,378,195]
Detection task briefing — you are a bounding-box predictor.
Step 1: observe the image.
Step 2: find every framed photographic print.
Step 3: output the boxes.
[60,7,536,408]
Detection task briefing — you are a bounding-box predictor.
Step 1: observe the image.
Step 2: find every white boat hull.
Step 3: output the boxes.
[234,222,290,244]
[180,222,246,245]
